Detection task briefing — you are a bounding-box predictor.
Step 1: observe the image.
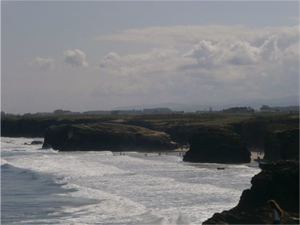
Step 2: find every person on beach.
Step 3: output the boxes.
[268,199,283,224]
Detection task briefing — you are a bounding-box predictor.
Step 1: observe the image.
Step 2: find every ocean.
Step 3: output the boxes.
[1,137,260,224]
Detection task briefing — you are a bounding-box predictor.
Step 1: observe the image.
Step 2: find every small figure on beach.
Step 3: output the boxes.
[268,199,283,224]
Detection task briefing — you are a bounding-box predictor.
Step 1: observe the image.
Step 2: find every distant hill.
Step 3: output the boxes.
[114,96,299,112]
[114,102,212,112]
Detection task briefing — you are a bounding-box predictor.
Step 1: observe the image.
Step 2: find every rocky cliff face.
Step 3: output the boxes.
[232,120,267,150]
[203,160,299,224]
[183,126,251,163]
[231,117,299,159]
[42,123,177,151]
[264,129,299,161]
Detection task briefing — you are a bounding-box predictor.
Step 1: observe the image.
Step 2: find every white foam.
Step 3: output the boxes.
[1,137,44,153]
[1,158,9,166]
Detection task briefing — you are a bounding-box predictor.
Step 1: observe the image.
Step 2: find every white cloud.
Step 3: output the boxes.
[99,48,180,76]
[63,49,88,67]
[93,25,299,100]
[91,29,298,101]
[183,35,284,67]
[259,35,283,62]
[181,34,299,98]
[29,57,54,71]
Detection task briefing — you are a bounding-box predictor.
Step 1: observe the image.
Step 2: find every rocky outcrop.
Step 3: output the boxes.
[264,129,299,161]
[183,126,251,163]
[231,119,267,150]
[203,160,299,224]
[25,141,43,145]
[231,116,299,152]
[278,129,299,160]
[42,123,178,151]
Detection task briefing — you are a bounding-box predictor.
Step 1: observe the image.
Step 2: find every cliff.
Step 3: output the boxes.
[42,122,177,151]
[264,129,299,161]
[2,114,298,159]
[183,126,251,163]
[202,126,299,224]
[1,116,114,137]
[231,116,299,152]
[203,160,299,224]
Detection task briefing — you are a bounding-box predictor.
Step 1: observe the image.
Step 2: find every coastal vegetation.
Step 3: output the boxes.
[2,113,297,136]
[2,113,298,152]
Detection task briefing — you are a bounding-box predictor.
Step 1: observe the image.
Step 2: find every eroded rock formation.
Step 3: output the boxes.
[42,122,178,151]
[183,126,251,163]
[264,129,299,161]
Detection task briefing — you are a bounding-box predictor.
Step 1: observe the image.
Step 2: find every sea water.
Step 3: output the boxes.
[1,137,260,224]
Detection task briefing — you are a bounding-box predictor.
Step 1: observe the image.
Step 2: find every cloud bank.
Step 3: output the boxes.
[92,25,299,101]
[93,25,299,47]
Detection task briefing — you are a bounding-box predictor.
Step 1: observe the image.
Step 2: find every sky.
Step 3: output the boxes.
[1,1,299,114]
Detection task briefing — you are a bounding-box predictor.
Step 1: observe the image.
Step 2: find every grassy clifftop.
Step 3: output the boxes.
[2,113,298,139]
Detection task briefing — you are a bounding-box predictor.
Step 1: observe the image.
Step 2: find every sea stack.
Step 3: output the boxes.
[183,126,251,163]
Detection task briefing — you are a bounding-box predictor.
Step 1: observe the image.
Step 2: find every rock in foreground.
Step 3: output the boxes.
[43,123,177,151]
[203,160,299,224]
[183,126,251,163]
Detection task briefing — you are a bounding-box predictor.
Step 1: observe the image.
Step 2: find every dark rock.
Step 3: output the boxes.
[183,126,251,163]
[264,131,282,161]
[264,129,299,161]
[231,120,268,151]
[231,116,299,153]
[203,160,299,224]
[30,141,43,145]
[42,122,178,151]
[278,129,299,160]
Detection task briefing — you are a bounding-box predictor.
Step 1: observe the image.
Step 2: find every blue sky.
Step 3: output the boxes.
[1,1,299,114]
